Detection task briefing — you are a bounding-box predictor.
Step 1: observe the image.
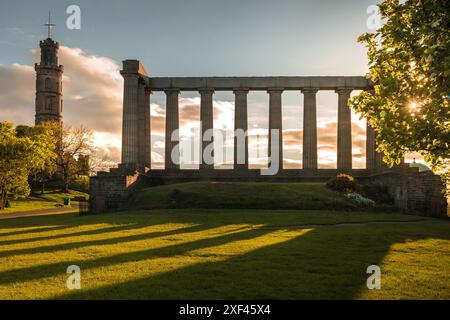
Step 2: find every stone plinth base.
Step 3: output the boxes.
[89,164,147,213]
[90,164,447,217]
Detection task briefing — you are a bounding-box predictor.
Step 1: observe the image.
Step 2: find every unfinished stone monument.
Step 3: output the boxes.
[90,60,447,216]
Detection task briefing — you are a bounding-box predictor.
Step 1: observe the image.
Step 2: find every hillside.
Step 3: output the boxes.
[127,182,364,211]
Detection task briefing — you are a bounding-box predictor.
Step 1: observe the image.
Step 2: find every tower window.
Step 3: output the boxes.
[46,96,55,111]
[45,78,52,90]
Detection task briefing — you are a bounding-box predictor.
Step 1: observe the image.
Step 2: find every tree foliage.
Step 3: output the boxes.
[350,0,450,193]
[16,124,58,193]
[0,122,57,209]
[49,122,94,193]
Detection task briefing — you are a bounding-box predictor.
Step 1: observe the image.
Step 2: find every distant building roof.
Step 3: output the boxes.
[409,160,431,172]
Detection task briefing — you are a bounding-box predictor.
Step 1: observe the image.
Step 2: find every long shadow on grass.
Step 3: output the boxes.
[0,223,208,258]
[0,224,266,286]
[54,222,450,300]
[0,225,71,238]
[0,211,176,246]
[0,222,146,247]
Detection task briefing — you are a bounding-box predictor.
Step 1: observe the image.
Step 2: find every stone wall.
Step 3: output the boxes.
[90,164,448,217]
[89,164,143,213]
[368,166,448,218]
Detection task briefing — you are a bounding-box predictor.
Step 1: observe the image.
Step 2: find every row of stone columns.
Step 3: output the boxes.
[161,87,374,171]
[122,76,383,172]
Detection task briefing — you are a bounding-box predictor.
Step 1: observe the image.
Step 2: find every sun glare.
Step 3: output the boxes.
[408,100,421,116]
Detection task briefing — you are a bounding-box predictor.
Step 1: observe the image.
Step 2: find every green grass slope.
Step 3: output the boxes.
[1,189,89,215]
[127,182,365,211]
[34,188,89,204]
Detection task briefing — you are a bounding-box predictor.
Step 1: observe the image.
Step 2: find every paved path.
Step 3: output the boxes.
[0,206,79,219]
[259,218,439,229]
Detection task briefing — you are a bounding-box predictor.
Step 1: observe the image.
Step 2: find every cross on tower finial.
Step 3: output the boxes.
[44,12,55,39]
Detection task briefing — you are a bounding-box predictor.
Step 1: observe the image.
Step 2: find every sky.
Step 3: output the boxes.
[1,0,404,169]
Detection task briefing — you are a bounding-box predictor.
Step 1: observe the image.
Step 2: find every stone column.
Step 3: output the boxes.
[268,89,284,170]
[144,89,152,168]
[137,82,151,169]
[366,120,376,170]
[234,89,249,170]
[302,88,318,170]
[121,73,139,164]
[165,89,180,170]
[336,88,353,171]
[120,60,148,167]
[200,89,214,170]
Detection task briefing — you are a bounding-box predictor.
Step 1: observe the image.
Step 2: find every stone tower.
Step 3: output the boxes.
[35,22,63,124]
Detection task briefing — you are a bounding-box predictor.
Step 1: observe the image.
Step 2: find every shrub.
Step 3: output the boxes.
[345,192,375,208]
[361,184,394,205]
[326,174,357,192]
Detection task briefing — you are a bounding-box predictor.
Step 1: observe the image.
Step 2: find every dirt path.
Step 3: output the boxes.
[0,206,79,219]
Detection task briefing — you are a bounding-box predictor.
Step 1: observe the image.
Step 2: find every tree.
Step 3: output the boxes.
[50,123,94,193]
[0,122,57,210]
[16,124,58,194]
[350,0,450,194]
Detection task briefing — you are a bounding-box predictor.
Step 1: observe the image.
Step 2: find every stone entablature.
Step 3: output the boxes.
[147,76,371,91]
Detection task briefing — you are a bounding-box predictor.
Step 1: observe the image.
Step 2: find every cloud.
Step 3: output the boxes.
[1,45,124,162]
[0,64,35,125]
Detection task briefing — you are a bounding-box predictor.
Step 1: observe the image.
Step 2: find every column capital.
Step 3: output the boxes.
[121,60,148,77]
[267,88,284,94]
[233,88,250,94]
[120,71,140,79]
[164,88,180,94]
[199,88,215,94]
[335,87,353,95]
[301,88,319,94]
[145,88,153,95]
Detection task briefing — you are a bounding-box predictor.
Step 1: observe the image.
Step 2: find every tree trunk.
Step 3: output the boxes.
[0,189,6,210]
[62,167,69,193]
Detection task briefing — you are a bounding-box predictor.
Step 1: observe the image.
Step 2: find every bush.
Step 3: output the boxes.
[361,184,393,205]
[345,192,375,208]
[326,174,357,192]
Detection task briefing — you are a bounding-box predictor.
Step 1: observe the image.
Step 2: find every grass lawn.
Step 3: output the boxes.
[0,209,448,299]
[32,188,89,204]
[1,189,88,215]
[0,200,58,215]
